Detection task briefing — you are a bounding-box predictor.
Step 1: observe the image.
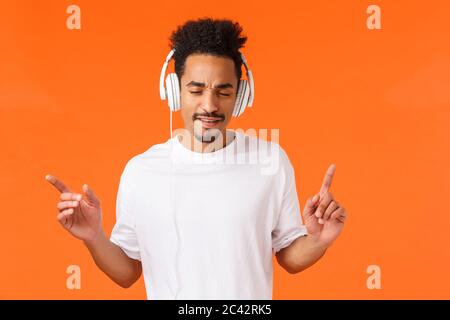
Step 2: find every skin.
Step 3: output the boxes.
[45,176,142,288]
[177,54,239,153]
[45,54,347,288]
[276,164,348,274]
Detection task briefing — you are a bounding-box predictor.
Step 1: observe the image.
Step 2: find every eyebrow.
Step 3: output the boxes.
[186,81,233,89]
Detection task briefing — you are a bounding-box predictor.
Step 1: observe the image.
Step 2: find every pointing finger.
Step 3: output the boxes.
[45,174,71,193]
[319,164,336,196]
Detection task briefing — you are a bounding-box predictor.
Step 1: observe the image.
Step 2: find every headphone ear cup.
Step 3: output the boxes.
[233,80,250,117]
[165,73,181,111]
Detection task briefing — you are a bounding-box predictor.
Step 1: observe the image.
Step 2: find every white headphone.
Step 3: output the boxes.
[159,49,254,117]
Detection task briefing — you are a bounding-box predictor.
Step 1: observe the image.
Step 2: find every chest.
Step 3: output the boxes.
[131,164,281,233]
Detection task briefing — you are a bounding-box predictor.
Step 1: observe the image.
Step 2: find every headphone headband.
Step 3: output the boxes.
[160,49,254,105]
[240,53,254,107]
[159,49,176,100]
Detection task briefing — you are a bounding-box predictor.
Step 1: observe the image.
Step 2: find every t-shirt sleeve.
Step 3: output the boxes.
[110,161,141,261]
[271,148,308,254]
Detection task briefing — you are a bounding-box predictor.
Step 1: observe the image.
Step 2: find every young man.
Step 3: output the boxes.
[46,18,347,299]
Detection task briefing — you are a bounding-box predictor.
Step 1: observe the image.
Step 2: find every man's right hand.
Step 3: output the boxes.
[45,174,103,242]
[45,174,142,288]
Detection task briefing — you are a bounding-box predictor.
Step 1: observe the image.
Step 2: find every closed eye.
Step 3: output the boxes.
[189,91,231,97]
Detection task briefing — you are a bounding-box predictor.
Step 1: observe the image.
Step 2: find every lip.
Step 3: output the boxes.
[197,116,223,121]
[195,118,222,129]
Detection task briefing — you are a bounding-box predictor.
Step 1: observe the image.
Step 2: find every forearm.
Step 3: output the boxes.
[84,230,142,288]
[276,234,329,274]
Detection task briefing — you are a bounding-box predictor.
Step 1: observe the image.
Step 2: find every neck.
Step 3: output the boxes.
[178,129,235,153]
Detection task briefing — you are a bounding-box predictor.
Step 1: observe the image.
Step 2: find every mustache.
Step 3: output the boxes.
[192,112,225,121]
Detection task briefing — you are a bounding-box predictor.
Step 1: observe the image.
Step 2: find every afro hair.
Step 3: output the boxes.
[169,18,248,83]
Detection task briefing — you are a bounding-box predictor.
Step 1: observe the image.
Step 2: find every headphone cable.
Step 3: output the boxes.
[169,109,181,299]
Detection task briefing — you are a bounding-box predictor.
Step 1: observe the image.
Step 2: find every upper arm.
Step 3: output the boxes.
[129,257,143,284]
[275,236,303,274]
[271,147,308,253]
[114,245,143,288]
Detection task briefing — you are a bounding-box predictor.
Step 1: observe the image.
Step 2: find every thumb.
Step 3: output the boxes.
[82,184,100,206]
[303,194,320,218]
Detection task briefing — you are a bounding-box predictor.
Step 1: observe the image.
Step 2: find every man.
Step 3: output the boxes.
[46,18,347,299]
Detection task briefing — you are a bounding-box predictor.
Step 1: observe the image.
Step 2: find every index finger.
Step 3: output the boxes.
[319,164,336,195]
[45,174,71,193]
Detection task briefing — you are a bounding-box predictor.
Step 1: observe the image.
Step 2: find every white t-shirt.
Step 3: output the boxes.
[110,130,308,299]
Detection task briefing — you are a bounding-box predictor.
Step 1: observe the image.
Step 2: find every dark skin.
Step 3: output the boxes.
[177,54,239,153]
[45,176,142,288]
[276,164,348,274]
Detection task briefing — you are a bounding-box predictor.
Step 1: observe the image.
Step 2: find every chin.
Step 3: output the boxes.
[194,128,224,143]
[194,133,216,143]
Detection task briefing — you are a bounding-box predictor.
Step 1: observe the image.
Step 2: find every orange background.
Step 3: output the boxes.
[1,0,449,299]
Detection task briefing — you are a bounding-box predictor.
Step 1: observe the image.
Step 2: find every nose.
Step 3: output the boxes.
[200,90,219,113]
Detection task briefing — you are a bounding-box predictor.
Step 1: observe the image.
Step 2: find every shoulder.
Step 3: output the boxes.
[238,130,291,161]
[236,130,292,176]
[121,138,173,178]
